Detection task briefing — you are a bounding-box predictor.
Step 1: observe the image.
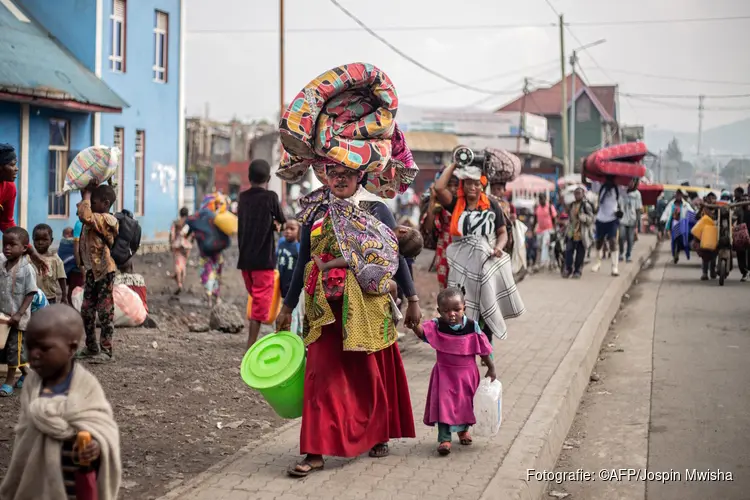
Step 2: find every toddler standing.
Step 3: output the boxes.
[0,227,37,396]
[412,287,496,455]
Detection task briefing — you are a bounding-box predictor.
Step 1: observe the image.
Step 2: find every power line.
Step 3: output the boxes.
[399,59,560,99]
[468,65,562,108]
[328,0,525,95]
[188,15,750,34]
[621,92,750,99]
[627,95,750,111]
[586,66,750,86]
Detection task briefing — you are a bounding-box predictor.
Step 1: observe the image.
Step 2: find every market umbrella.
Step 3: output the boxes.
[507,174,555,193]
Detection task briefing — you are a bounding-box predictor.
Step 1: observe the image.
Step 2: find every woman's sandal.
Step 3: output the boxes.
[368,443,389,458]
[437,442,451,456]
[0,384,13,397]
[458,431,473,446]
[287,459,324,478]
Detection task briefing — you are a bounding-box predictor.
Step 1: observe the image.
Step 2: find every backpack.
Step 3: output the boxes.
[111,210,142,267]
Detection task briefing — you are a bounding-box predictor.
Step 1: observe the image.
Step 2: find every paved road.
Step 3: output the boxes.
[648,250,750,500]
[161,242,654,500]
[552,246,750,500]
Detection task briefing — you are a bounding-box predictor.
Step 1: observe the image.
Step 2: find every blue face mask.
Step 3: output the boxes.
[448,316,468,331]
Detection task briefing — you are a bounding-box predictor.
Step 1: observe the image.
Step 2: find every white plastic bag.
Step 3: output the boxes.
[511,220,528,276]
[473,378,502,437]
[0,313,9,351]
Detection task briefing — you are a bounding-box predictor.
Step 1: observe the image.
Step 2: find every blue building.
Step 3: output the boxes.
[0,0,185,241]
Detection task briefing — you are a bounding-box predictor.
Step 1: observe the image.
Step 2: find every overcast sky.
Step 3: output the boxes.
[185,0,750,133]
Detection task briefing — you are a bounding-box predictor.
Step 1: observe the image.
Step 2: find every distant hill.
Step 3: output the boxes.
[645,118,750,157]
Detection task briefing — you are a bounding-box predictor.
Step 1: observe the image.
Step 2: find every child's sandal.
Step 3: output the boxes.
[0,384,13,397]
[458,431,473,446]
[14,375,25,389]
[437,442,451,455]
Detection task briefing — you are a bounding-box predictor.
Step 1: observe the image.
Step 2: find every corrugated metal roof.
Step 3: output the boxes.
[403,131,458,152]
[0,0,127,110]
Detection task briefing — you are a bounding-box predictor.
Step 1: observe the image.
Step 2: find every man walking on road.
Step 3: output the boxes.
[618,178,643,263]
[586,174,626,276]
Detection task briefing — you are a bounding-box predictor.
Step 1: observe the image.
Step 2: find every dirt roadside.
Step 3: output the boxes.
[0,247,440,500]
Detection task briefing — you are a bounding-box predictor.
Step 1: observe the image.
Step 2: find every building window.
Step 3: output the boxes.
[113,127,125,211]
[110,0,126,72]
[48,119,70,217]
[576,96,591,122]
[134,130,145,216]
[153,11,168,82]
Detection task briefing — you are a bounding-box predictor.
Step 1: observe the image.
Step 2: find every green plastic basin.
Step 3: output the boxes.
[240,331,305,419]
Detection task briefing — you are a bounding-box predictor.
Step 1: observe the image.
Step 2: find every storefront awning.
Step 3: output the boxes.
[402,131,459,153]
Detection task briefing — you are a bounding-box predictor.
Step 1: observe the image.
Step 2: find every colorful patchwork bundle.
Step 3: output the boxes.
[63,146,120,193]
[277,62,418,199]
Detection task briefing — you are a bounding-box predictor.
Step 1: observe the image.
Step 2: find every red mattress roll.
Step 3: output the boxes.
[589,142,648,164]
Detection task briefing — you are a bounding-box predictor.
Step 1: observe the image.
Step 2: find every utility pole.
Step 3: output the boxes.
[279,0,287,203]
[569,50,577,173]
[697,94,705,156]
[517,77,530,162]
[559,14,569,177]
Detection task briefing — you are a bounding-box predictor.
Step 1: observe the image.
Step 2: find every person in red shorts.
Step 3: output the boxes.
[237,159,286,349]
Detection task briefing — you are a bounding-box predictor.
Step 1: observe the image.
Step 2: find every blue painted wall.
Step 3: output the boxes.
[18,0,97,71]
[27,107,92,237]
[99,0,182,241]
[0,102,21,218]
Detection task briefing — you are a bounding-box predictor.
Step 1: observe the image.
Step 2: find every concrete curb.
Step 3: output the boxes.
[479,240,657,500]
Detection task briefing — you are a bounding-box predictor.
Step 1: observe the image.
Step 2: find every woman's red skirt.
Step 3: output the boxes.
[300,305,416,457]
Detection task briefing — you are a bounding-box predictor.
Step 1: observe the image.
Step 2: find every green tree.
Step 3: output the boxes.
[666,138,683,163]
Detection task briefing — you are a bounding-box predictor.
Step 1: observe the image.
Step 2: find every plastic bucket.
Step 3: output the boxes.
[240,331,305,419]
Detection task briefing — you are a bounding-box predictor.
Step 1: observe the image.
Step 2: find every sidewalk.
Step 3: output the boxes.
[162,237,656,500]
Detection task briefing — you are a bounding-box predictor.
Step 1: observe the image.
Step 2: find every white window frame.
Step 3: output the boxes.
[109,0,126,73]
[113,127,125,211]
[134,130,145,216]
[48,118,70,218]
[153,10,168,83]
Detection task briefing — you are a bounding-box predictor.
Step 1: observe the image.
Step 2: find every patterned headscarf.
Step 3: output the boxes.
[277,63,417,199]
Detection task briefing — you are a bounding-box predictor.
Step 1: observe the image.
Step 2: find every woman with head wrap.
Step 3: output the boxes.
[433,162,525,345]
[274,63,421,476]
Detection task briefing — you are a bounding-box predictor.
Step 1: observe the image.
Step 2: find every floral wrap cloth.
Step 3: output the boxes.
[297,187,399,295]
[278,62,418,199]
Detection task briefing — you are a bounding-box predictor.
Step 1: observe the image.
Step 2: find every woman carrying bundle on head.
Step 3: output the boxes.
[273,63,422,475]
[433,156,525,346]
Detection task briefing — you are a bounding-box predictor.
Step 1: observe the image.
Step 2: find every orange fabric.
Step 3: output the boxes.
[449,177,490,237]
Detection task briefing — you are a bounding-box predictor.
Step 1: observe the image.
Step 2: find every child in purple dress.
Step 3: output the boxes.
[412,287,496,455]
